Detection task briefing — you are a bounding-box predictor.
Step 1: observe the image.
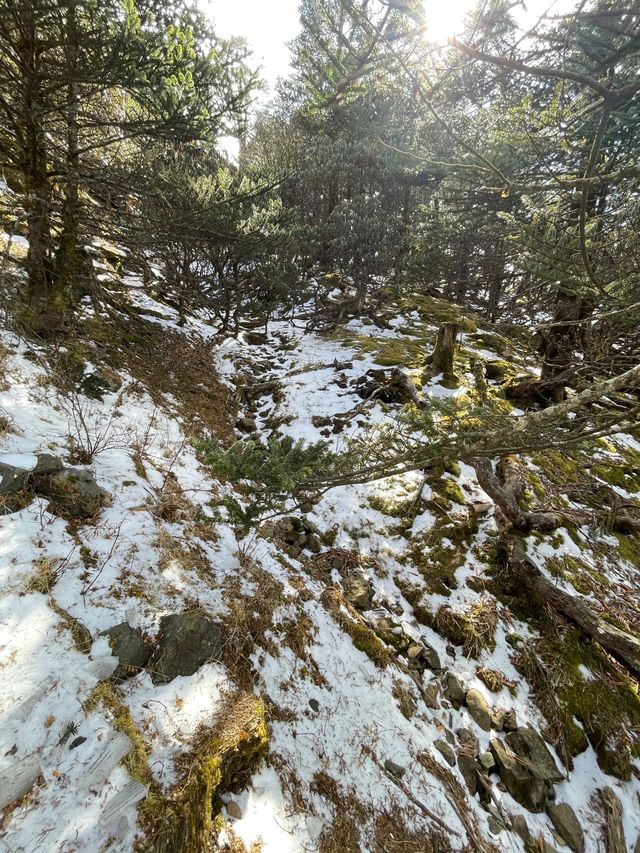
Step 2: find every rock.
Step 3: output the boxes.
[457,752,480,795]
[455,728,479,755]
[69,736,87,750]
[32,454,64,475]
[407,643,424,660]
[423,683,440,709]
[309,699,320,713]
[487,816,503,835]
[503,709,518,732]
[491,709,506,732]
[471,500,493,515]
[307,533,322,553]
[311,415,332,428]
[442,672,465,708]
[466,688,492,731]
[149,612,224,685]
[547,803,584,853]
[479,751,495,773]
[36,467,109,519]
[384,759,405,779]
[0,461,29,513]
[102,623,153,681]
[490,728,563,812]
[0,461,29,495]
[434,739,456,767]
[420,641,441,672]
[342,574,373,610]
[243,331,268,346]
[600,787,626,853]
[236,416,257,433]
[511,813,535,846]
[80,369,122,401]
[226,801,242,819]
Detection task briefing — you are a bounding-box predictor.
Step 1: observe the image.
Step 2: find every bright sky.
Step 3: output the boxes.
[200,0,576,101]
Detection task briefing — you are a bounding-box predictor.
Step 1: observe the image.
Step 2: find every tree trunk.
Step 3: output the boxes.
[21,3,54,327]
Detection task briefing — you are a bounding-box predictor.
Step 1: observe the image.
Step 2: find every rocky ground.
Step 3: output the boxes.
[0,252,639,852]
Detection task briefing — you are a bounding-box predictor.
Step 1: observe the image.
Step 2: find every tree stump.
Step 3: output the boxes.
[424,322,459,386]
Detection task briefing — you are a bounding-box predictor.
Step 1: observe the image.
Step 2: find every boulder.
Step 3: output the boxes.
[149,612,224,685]
[455,728,479,755]
[466,688,492,731]
[547,802,584,853]
[102,623,153,681]
[37,467,109,519]
[490,727,563,812]
[479,751,495,773]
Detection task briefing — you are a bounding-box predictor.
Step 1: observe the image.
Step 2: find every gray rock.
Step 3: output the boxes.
[102,623,153,681]
[420,641,442,671]
[80,370,122,401]
[457,752,480,795]
[487,816,503,835]
[547,802,584,853]
[511,813,535,846]
[0,462,29,513]
[32,454,64,475]
[149,612,224,685]
[442,672,465,708]
[342,574,373,610]
[0,462,29,495]
[466,688,492,731]
[37,467,109,519]
[456,728,479,755]
[434,739,456,767]
[490,727,563,812]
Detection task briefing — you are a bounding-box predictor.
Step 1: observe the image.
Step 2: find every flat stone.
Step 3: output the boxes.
[466,688,492,731]
[511,813,534,846]
[149,612,224,685]
[503,710,518,732]
[102,623,153,681]
[506,728,564,784]
[434,739,456,767]
[547,802,584,853]
[491,709,506,732]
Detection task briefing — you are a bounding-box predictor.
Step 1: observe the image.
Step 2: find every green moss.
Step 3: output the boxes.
[515,629,640,778]
[139,694,268,852]
[530,449,586,486]
[484,360,519,382]
[616,534,640,570]
[344,620,393,667]
[86,682,152,785]
[466,331,510,356]
[591,453,640,492]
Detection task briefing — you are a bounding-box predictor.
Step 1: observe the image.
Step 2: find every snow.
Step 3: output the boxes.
[0,288,639,852]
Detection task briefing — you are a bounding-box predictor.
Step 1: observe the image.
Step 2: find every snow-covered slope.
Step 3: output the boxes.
[0,287,639,853]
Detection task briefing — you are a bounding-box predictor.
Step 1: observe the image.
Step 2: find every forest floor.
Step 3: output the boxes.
[1,249,640,851]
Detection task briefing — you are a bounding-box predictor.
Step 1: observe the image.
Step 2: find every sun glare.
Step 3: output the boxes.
[422,0,473,44]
